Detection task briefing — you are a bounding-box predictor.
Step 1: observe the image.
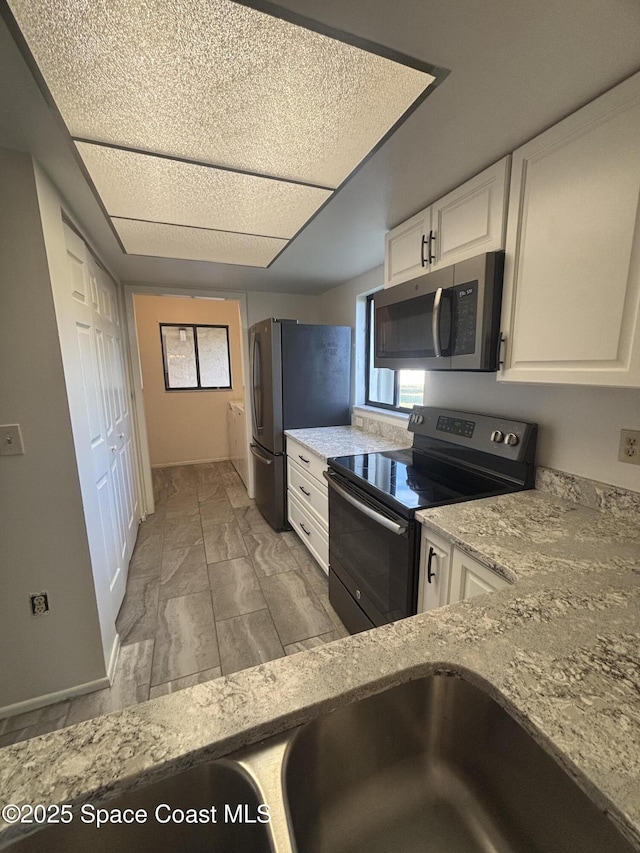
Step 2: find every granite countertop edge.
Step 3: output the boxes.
[284,425,411,461]
[1,487,639,849]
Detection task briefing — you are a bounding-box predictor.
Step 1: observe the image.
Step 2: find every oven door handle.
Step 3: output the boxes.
[323,472,407,536]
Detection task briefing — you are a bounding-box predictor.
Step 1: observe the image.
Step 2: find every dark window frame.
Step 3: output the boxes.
[364,293,422,413]
[159,323,232,391]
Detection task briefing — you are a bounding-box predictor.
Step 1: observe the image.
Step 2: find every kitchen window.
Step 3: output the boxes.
[160,323,232,390]
[365,294,425,411]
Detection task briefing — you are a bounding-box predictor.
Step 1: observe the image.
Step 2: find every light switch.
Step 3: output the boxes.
[0,424,25,456]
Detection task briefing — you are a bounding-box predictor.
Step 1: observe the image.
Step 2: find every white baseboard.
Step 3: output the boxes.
[0,675,111,719]
[151,456,231,468]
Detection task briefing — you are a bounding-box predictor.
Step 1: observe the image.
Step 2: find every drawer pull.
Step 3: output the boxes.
[299,522,311,536]
[299,486,311,497]
[298,454,310,464]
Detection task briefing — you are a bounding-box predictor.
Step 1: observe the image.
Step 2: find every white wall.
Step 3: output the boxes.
[318,265,384,406]
[246,290,322,327]
[318,264,640,491]
[0,149,106,712]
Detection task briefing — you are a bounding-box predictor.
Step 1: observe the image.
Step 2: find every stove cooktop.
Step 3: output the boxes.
[329,448,516,517]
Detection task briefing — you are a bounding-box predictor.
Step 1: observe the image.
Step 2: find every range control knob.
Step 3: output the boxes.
[504,432,520,447]
[490,430,504,443]
[415,414,424,425]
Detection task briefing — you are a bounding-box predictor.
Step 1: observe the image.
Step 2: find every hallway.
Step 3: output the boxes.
[0,461,347,746]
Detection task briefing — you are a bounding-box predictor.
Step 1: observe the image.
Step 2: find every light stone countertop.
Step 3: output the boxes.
[284,425,411,460]
[1,488,639,848]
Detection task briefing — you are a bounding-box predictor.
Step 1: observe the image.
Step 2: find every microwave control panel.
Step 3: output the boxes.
[452,281,478,355]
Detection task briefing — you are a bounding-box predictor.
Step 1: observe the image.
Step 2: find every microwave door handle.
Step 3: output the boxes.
[323,472,407,535]
[432,287,443,358]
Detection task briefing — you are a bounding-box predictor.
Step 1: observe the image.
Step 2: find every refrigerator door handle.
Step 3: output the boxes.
[250,444,273,465]
[251,332,263,436]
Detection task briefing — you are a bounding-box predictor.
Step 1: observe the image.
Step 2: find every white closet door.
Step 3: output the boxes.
[62,224,133,623]
[90,258,139,562]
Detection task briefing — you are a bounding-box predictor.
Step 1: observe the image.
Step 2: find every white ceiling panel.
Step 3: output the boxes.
[76,141,331,239]
[8,0,436,188]
[113,218,287,267]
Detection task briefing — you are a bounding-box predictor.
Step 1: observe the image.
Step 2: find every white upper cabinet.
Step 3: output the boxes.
[499,72,640,387]
[384,157,510,287]
[384,205,432,287]
[430,156,510,269]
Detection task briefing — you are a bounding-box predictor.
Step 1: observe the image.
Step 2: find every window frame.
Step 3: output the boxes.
[364,293,423,413]
[159,322,232,391]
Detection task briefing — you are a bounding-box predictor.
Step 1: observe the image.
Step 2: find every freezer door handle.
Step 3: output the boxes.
[250,444,273,465]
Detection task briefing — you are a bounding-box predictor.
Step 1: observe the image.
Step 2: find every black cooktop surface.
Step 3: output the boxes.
[329,448,516,517]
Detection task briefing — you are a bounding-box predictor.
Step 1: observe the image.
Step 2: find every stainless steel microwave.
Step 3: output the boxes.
[373,251,504,371]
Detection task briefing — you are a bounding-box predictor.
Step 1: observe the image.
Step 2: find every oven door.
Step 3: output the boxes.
[325,471,418,634]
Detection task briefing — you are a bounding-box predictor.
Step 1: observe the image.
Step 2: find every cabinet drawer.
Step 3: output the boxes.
[288,492,329,575]
[286,437,327,486]
[287,462,328,531]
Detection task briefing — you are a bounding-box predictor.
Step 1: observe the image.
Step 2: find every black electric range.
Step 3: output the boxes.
[325,407,538,634]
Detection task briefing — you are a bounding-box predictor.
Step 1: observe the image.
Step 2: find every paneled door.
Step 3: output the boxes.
[90,257,139,565]
[62,224,136,624]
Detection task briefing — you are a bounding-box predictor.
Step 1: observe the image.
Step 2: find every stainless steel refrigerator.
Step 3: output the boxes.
[249,318,352,531]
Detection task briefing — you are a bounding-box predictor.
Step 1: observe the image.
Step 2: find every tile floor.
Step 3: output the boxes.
[0,461,347,747]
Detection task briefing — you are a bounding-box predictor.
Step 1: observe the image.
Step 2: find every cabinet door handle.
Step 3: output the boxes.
[298,454,310,464]
[427,546,437,583]
[421,233,428,267]
[299,486,311,497]
[495,332,505,369]
[300,522,311,536]
[428,230,436,264]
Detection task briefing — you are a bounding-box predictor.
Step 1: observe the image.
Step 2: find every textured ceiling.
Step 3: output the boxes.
[0,1,639,292]
[7,0,437,267]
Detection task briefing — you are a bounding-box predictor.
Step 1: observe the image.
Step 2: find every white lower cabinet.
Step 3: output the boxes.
[418,529,452,612]
[449,547,509,603]
[418,523,509,612]
[288,492,329,574]
[286,437,329,575]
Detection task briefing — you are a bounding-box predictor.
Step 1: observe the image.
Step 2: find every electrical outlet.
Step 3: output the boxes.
[355,416,364,428]
[0,424,25,456]
[618,429,640,465]
[30,592,50,616]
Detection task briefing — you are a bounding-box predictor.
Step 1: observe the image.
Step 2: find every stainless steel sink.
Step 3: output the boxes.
[7,760,273,853]
[7,674,636,853]
[284,675,636,853]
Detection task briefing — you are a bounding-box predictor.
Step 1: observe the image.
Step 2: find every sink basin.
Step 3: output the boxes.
[6,674,636,853]
[285,675,635,853]
[8,761,272,853]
